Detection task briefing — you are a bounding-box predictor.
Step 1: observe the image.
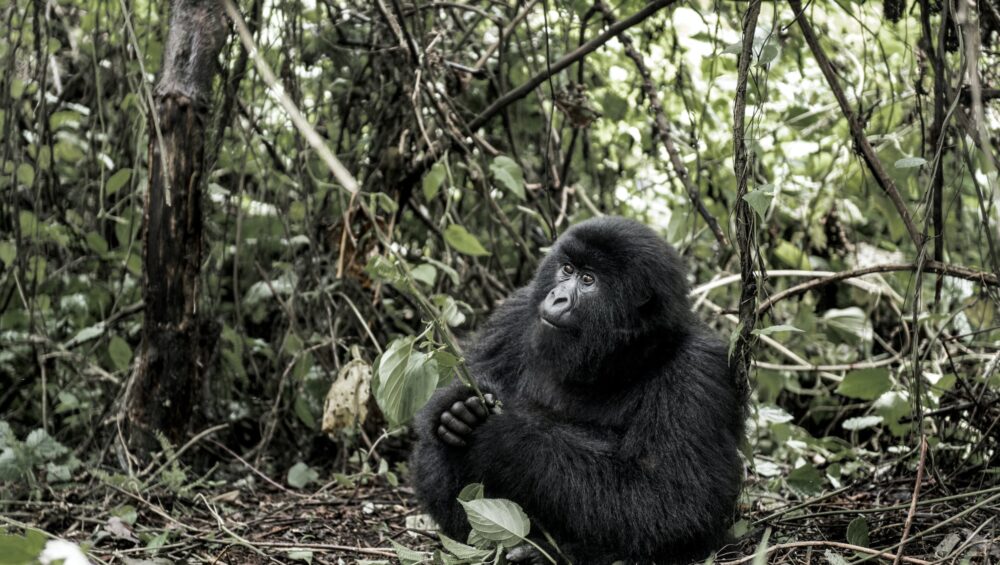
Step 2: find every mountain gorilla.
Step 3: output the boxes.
[411,217,744,564]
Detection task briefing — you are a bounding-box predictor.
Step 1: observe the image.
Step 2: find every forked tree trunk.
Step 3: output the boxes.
[127,0,228,454]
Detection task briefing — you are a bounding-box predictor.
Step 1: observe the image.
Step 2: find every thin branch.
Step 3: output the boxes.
[789,0,923,247]
[730,0,762,406]
[892,436,928,565]
[755,261,1000,317]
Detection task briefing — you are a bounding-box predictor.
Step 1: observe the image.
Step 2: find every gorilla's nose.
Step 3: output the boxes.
[542,287,573,321]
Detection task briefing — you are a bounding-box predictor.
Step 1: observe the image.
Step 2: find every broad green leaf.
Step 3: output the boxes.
[439,534,494,561]
[758,44,779,66]
[65,322,105,348]
[459,498,530,548]
[108,336,133,371]
[106,168,132,195]
[444,225,490,257]
[287,461,319,489]
[757,405,794,424]
[846,516,869,547]
[752,324,801,336]
[489,156,525,200]
[389,540,429,565]
[836,368,891,400]
[894,157,927,169]
[742,186,775,220]
[0,531,46,564]
[423,162,447,201]
[786,464,824,495]
[25,429,68,459]
[410,263,437,287]
[0,240,15,267]
[373,337,440,427]
[16,163,34,186]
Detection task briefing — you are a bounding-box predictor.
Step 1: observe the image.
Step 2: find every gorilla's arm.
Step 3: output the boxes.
[467,366,740,555]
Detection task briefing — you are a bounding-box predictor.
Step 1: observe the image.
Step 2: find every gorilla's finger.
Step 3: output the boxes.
[464,396,488,419]
[483,393,501,413]
[437,425,467,447]
[449,401,479,426]
[440,411,473,436]
[505,545,543,564]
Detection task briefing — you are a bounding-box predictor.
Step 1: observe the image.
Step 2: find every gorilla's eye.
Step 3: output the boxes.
[562,264,575,275]
[581,273,595,285]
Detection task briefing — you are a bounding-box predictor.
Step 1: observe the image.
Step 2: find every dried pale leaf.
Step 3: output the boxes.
[322,359,372,435]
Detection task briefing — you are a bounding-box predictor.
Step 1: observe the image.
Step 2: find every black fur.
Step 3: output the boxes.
[411,217,744,564]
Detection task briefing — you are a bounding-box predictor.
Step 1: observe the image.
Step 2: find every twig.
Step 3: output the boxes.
[716,540,932,565]
[892,435,928,565]
[593,1,727,249]
[789,0,923,247]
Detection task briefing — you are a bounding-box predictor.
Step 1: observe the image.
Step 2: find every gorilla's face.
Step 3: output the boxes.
[525,217,694,383]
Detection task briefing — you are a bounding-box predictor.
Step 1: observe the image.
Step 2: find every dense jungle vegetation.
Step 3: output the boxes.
[1,0,999,563]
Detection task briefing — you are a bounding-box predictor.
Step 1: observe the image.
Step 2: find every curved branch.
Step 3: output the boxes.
[756,261,1000,317]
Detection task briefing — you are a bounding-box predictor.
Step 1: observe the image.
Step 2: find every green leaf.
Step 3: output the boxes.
[65,322,105,348]
[108,336,133,371]
[786,464,824,495]
[286,549,314,563]
[106,168,132,195]
[846,516,869,547]
[824,550,849,565]
[752,324,802,336]
[894,157,927,169]
[25,429,68,459]
[287,461,319,489]
[373,338,440,427]
[16,163,35,186]
[423,162,447,201]
[489,156,525,200]
[758,44,779,66]
[842,415,883,431]
[743,185,775,220]
[0,531,47,564]
[86,232,109,255]
[410,264,437,287]
[0,240,15,267]
[444,225,490,257]
[439,534,494,561]
[389,540,429,565]
[836,368,891,400]
[459,498,530,548]
[458,482,485,502]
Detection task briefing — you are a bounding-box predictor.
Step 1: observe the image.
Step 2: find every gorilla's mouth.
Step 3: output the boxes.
[539,316,566,330]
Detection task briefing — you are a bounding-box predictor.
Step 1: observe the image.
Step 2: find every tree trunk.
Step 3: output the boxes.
[127,0,228,454]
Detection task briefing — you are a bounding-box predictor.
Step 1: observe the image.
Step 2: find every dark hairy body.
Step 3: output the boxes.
[411,217,745,564]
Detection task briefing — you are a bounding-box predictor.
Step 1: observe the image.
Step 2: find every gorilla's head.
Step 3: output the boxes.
[527,217,693,382]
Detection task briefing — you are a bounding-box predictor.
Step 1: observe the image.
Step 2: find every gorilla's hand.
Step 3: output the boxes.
[436,393,496,448]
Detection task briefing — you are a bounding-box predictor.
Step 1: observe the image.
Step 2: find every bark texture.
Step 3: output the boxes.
[128,0,227,453]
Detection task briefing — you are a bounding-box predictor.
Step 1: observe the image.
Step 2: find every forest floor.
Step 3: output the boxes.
[5,465,999,564]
